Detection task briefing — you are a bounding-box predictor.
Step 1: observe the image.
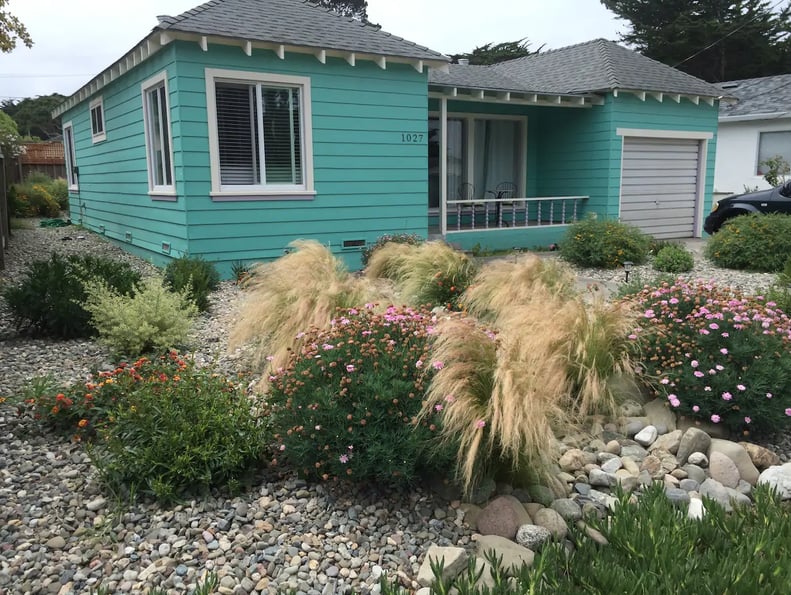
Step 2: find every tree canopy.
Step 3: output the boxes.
[0,111,22,158]
[0,0,32,53]
[0,94,66,140]
[601,0,791,82]
[310,0,368,19]
[452,39,540,65]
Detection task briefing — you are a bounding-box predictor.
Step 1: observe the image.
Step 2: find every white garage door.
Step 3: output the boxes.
[620,137,701,238]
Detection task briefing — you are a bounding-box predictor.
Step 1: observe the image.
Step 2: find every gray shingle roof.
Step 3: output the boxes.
[428,65,527,94]
[158,0,447,62]
[429,39,725,97]
[717,74,791,118]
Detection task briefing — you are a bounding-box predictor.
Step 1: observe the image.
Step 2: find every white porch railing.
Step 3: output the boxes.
[444,196,589,232]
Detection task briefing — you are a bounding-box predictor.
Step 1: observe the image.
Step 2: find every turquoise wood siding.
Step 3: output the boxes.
[61,45,188,267]
[174,42,429,275]
[608,94,719,218]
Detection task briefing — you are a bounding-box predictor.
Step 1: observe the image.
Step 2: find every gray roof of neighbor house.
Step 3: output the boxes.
[158,0,447,61]
[430,39,726,97]
[717,74,791,118]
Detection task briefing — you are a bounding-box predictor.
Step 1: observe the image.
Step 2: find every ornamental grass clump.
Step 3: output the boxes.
[266,305,454,488]
[628,279,791,436]
[422,295,635,493]
[365,241,477,310]
[230,240,389,383]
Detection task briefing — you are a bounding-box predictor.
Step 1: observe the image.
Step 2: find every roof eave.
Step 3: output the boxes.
[719,111,790,122]
[54,27,449,118]
[429,84,604,107]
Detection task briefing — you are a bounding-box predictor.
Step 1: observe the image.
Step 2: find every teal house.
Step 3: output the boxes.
[55,0,726,276]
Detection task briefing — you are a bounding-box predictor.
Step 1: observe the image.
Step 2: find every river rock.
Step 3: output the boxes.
[476,496,532,539]
[417,546,468,587]
[739,442,781,470]
[709,439,759,485]
[676,428,711,465]
[708,451,741,489]
[757,463,791,500]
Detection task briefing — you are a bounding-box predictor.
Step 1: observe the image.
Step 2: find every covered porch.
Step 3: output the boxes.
[427,79,604,250]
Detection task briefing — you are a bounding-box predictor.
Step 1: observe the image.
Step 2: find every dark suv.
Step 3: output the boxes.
[704,180,791,234]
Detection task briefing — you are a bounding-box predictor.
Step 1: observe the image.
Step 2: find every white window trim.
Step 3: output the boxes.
[141,71,177,197]
[62,121,78,191]
[204,67,315,200]
[89,97,106,143]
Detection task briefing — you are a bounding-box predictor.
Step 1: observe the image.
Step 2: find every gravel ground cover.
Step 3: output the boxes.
[0,222,788,594]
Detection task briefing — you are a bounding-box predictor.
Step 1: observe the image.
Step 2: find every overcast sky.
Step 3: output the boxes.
[0,0,624,101]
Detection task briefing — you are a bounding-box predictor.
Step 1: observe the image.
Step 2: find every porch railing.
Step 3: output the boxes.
[444,196,589,232]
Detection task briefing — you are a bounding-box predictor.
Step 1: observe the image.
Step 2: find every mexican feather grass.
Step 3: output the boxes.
[229,240,389,389]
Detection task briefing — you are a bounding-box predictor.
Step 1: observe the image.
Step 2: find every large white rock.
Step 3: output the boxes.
[758,463,791,500]
[634,425,659,447]
[416,545,468,587]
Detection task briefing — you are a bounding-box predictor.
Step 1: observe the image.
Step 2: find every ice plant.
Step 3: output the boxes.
[628,279,791,436]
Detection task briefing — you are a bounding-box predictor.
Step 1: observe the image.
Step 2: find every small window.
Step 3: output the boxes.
[63,121,78,190]
[89,97,106,143]
[757,131,791,176]
[206,68,315,199]
[142,72,175,193]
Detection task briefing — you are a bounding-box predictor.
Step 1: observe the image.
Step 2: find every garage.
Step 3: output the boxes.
[620,136,703,238]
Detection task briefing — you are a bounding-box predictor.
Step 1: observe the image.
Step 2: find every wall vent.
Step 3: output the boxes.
[161,242,171,254]
[342,239,366,249]
[125,231,133,242]
[98,225,105,234]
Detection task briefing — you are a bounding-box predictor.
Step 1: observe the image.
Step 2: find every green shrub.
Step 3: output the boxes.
[361,232,422,266]
[23,171,53,185]
[84,276,198,357]
[382,483,791,594]
[706,213,791,272]
[12,182,60,217]
[49,178,69,210]
[267,305,453,488]
[653,244,694,273]
[83,353,267,502]
[560,216,651,269]
[765,255,791,314]
[2,253,141,338]
[163,255,220,312]
[628,279,791,437]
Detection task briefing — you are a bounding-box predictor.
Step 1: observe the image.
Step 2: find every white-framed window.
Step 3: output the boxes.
[141,72,175,195]
[89,97,106,143]
[757,130,791,176]
[63,121,78,190]
[205,68,315,199]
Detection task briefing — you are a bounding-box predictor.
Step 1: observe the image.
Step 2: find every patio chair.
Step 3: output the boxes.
[488,182,518,227]
[456,183,486,230]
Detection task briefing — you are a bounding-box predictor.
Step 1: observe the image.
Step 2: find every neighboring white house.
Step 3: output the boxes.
[714,74,791,198]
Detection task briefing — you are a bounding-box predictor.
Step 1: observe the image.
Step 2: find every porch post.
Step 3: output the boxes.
[439,97,447,237]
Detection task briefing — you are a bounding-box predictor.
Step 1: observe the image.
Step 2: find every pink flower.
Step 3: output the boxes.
[322,343,335,350]
[694,371,704,378]
[475,420,486,429]
[785,408,791,417]
[699,329,710,335]
[716,365,724,371]
[445,395,456,403]
[720,348,728,355]
[691,360,699,368]
[279,444,286,451]
[711,414,721,423]
[339,454,349,464]
[744,417,751,424]
[315,425,321,431]
[669,397,681,408]
[660,378,670,385]
[692,405,700,412]
[432,361,445,370]
[415,359,423,369]
[644,309,655,319]
[704,386,712,392]
[434,404,443,412]
[628,334,638,340]
[736,384,746,391]
[346,364,356,373]
[265,355,275,362]
[721,332,729,338]
[722,392,732,401]
[767,392,773,399]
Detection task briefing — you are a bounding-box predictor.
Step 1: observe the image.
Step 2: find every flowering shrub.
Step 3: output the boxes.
[560,216,651,269]
[629,280,791,436]
[267,305,454,488]
[705,213,791,272]
[12,353,266,501]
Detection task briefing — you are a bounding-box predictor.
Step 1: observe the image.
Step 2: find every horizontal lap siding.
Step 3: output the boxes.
[62,46,188,267]
[175,43,429,274]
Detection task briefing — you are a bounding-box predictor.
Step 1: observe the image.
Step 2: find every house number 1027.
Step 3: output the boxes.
[401,133,424,143]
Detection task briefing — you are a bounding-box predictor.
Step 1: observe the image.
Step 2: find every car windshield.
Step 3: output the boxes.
[780,181,791,198]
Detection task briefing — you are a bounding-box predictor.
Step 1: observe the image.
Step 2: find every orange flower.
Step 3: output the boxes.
[78,419,89,428]
[56,393,66,402]
[51,406,60,414]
